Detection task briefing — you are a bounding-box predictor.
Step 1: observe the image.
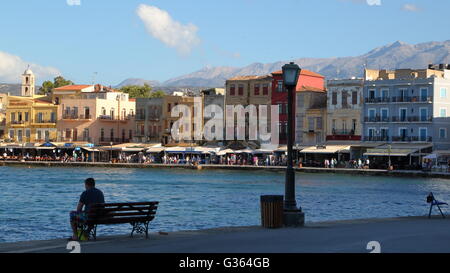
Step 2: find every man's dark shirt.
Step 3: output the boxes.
[79,188,105,212]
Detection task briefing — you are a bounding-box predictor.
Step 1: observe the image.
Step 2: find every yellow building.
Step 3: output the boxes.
[5,95,58,143]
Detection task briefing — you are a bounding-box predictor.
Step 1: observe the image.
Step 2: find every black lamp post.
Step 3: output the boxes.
[282,62,305,227]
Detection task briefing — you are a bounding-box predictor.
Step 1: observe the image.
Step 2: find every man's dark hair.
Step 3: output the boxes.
[85,178,96,187]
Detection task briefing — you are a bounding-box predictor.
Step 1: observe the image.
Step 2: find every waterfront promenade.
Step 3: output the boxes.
[1,216,450,253]
[2,160,450,179]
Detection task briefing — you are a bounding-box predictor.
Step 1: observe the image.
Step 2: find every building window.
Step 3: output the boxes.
[308,117,314,131]
[316,117,323,130]
[100,129,105,142]
[11,113,15,122]
[277,81,284,92]
[9,130,14,139]
[440,87,447,98]
[254,84,260,95]
[352,92,358,105]
[332,92,337,105]
[440,108,447,118]
[369,89,375,99]
[65,129,71,139]
[230,84,235,96]
[419,128,427,142]
[262,84,269,95]
[110,129,114,140]
[440,128,447,139]
[167,104,171,113]
[129,130,133,140]
[101,107,106,116]
[238,84,244,96]
[342,91,348,107]
[73,129,78,141]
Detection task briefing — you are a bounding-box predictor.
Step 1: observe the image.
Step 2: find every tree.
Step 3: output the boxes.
[120,84,165,99]
[38,76,74,95]
[150,90,166,98]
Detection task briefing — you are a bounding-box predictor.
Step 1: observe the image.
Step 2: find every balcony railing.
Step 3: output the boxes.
[99,115,133,121]
[392,136,432,142]
[98,138,130,144]
[63,114,92,120]
[11,121,26,125]
[365,96,433,103]
[35,120,57,124]
[363,136,390,142]
[391,116,433,122]
[364,116,390,122]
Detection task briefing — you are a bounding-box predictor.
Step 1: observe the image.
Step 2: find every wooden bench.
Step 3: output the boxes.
[79,202,159,240]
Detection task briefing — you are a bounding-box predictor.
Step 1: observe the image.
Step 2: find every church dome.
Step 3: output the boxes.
[24,67,34,75]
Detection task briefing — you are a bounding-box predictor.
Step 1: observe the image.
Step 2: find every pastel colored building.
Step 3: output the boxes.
[55,84,135,145]
[271,69,326,144]
[361,65,450,167]
[161,94,196,145]
[135,97,163,143]
[5,95,58,143]
[4,68,58,143]
[225,75,272,144]
[0,93,7,138]
[326,78,364,142]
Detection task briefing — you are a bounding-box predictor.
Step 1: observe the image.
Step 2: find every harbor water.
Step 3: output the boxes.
[1,166,450,243]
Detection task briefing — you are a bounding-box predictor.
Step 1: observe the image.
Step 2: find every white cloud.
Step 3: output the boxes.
[402,4,420,12]
[366,0,381,6]
[0,51,60,83]
[137,4,200,55]
[340,0,381,6]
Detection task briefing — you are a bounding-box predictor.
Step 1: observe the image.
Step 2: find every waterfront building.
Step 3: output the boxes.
[295,86,327,146]
[5,68,57,143]
[201,88,225,145]
[5,95,58,143]
[56,84,135,145]
[0,93,7,139]
[134,97,163,143]
[161,94,196,145]
[361,64,450,167]
[272,69,326,145]
[225,75,272,145]
[326,78,363,142]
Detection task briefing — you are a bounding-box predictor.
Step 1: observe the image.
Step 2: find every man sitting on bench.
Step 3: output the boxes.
[69,178,105,241]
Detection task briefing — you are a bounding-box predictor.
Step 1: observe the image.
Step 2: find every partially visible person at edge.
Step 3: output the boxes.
[69,178,105,241]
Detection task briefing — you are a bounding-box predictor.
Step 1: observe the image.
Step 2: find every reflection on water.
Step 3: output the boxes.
[1,166,450,243]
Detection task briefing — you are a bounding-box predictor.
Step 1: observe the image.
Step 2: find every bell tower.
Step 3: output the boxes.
[21,65,35,97]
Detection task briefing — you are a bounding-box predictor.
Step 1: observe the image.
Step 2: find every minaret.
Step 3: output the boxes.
[21,65,35,97]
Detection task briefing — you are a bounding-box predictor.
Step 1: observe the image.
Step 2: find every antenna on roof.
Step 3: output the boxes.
[91,72,98,85]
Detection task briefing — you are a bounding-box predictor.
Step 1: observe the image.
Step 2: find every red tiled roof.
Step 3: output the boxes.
[271,69,324,78]
[227,75,271,81]
[296,85,327,92]
[54,85,93,91]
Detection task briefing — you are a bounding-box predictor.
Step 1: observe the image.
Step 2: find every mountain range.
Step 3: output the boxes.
[2,40,450,95]
[118,40,450,88]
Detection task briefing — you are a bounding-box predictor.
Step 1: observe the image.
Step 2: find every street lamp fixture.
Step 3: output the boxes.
[282,62,305,227]
[110,141,113,163]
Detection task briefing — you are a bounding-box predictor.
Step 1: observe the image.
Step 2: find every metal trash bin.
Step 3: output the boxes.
[260,195,284,228]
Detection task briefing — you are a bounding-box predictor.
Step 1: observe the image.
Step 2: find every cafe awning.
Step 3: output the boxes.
[217,149,236,156]
[364,144,432,157]
[301,145,351,154]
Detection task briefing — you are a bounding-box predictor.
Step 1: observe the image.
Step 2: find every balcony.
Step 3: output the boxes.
[363,136,390,142]
[327,129,361,141]
[99,115,133,122]
[365,96,433,104]
[365,97,390,103]
[34,120,57,125]
[364,116,391,123]
[391,116,433,123]
[98,138,130,145]
[392,136,432,142]
[62,114,92,120]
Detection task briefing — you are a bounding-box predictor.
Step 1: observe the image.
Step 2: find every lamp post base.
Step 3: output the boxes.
[283,209,305,227]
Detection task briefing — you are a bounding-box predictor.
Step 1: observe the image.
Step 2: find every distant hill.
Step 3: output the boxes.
[0,84,41,96]
[115,78,160,88]
[160,40,450,87]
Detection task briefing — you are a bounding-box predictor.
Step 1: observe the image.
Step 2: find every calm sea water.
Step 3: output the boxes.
[1,166,450,243]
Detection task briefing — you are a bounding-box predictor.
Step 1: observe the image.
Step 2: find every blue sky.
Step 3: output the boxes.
[0,0,449,85]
